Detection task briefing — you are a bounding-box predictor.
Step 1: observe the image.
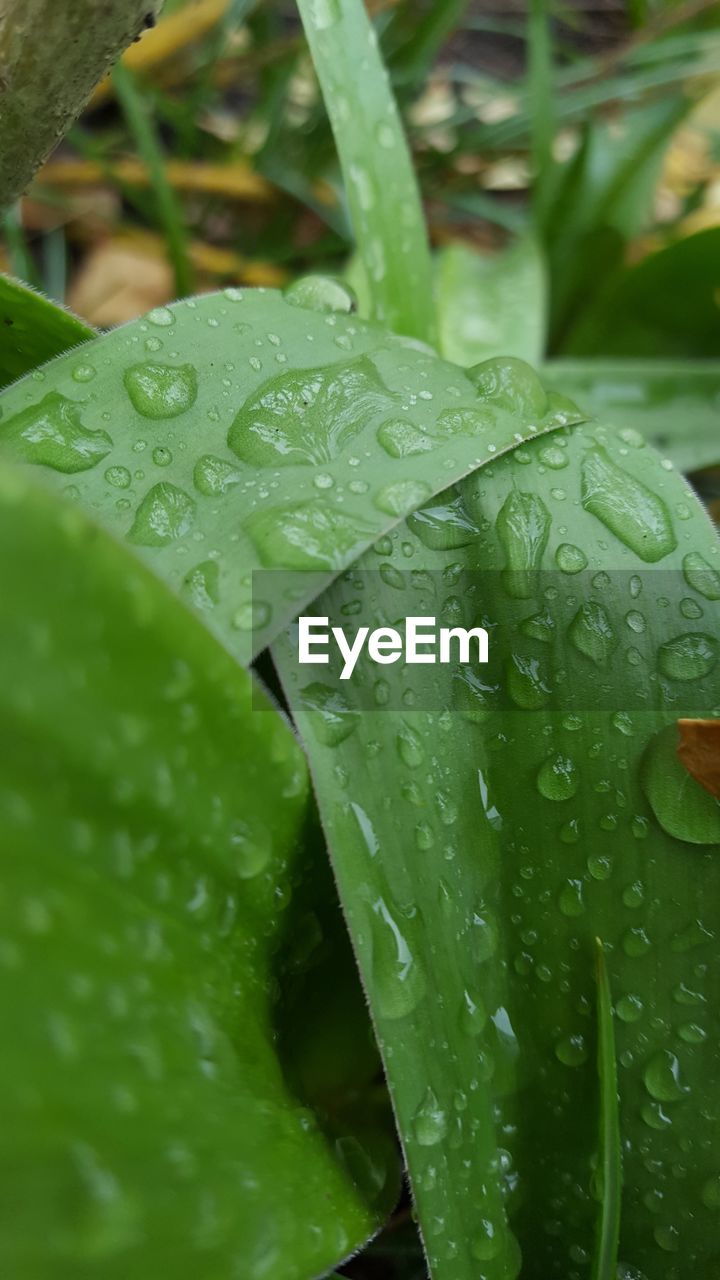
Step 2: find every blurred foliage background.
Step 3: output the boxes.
[2,4,718,1273]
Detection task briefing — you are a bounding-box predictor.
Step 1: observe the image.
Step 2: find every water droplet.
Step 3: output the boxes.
[555,1034,588,1066]
[182,559,220,610]
[193,454,242,496]
[470,1217,503,1261]
[230,818,271,879]
[409,495,478,549]
[537,753,579,801]
[370,896,426,1020]
[146,306,175,327]
[229,357,396,466]
[247,500,370,569]
[128,482,195,545]
[377,418,433,458]
[0,393,112,473]
[413,1087,447,1146]
[683,552,720,600]
[152,446,172,467]
[657,632,717,681]
[232,600,271,632]
[396,722,425,769]
[104,465,131,489]
[581,447,676,562]
[569,601,617,667]
[469,356,548,418]
[539,444,568,470]
[374,479,432,516]
[701,1176,720,1209]
[72,364,96,383]
[507,654,551,709]
[623,926,651,956]
[124,362,198,419]
[284,274,356,313]
[616,994,643,1023]
[300,683,359,746]
[460,989,487,1036]
[496,491,551,599]
[556,542,588,574]
[558,879,584,917]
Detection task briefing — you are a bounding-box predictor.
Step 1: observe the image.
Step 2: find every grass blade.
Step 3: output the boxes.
[592,938,622,1280]
[294,0,435,342]
[112,62,193,298]
[527,0,555,229]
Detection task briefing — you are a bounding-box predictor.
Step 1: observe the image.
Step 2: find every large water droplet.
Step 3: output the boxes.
[555,542,588,574]
[0,392,112,473]
[683,552,720,601]
[374,479,432,516]
[284,274,356,313]
[300,682,359,746]
[193,454,242,496]
[128,482,195,545]
[496,491,551,599]
[182,559,219,610]
[569,600,617,666]
[377,419,433,458]
[409,495,479,549]
[644,1050,687,1102]
[413,1088,447,1146]
[229,357,396,466]
[247,500,370,569]
[124,362,198,419]
[469,356,548,418]
[657,632,717,682]
[507,654,551,709]
[581,447,676,562]
[537,753,579,801]
[370,897,426,1020]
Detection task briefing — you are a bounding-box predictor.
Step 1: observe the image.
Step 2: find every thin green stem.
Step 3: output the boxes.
[592,938,622,1280]
[111,62,193,299]
[294,0,435,342]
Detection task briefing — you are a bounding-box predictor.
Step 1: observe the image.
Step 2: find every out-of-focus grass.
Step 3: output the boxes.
[3,0,718,333]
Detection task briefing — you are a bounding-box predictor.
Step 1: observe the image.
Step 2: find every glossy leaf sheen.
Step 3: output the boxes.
[0,462,386,1277]
[0,289,582,665]
[275,421,720,1280]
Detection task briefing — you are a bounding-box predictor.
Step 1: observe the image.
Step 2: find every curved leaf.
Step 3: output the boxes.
[274,420,720,1279]
[0,461,390,1278]
[0,288,583,665]
[542,358,720,472]
[0,274,94,390]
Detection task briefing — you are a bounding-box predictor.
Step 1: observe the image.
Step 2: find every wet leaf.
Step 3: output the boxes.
[0,273,94,390]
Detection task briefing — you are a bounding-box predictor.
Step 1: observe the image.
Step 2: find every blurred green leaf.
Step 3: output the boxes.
[542,358,720,471]
[563,228,720,358]
[544,97,689,348]
[0,460,388,1278]
[435,238,546,367]
[0,274,94,391]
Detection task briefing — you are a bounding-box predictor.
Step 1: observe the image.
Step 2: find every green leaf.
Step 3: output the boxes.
[294,0,435,341]
[0,459,391,1277]
[542,358,720,472]
[0,274,94,390]
[564,228,720,358]
[274,419,720,1280]
[0,288,583,666]
[435,238,546,368]
[544,98,689,349]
